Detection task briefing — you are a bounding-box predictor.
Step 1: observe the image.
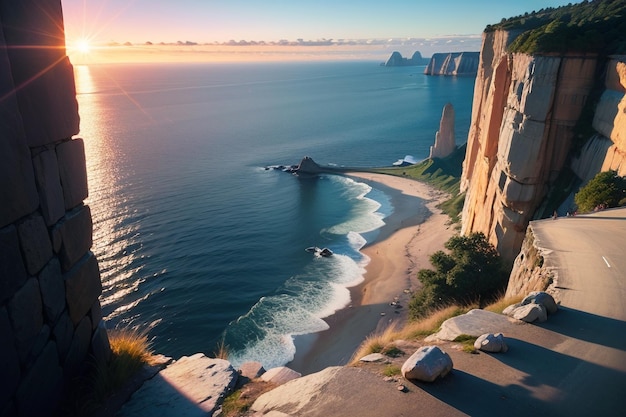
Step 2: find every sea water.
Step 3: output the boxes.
[75,61,474,368]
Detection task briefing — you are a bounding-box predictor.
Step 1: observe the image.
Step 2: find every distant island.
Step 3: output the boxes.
[383,51,429,67]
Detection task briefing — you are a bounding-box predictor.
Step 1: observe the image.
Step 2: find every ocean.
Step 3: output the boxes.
[75,60,475,369]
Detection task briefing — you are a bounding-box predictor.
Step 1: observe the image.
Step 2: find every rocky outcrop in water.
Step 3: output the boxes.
[429,103,456,159]
[459,28,626,263]
[424,52,479,76]
[384,51,429,67]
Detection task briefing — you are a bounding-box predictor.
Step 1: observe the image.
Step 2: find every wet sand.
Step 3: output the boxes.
[288,173,457,374]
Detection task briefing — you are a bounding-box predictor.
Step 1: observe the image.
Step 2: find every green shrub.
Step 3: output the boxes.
[574,170,626,212]
[409,233,508,319]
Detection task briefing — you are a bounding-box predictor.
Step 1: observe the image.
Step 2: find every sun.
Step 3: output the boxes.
[76,39,91,54]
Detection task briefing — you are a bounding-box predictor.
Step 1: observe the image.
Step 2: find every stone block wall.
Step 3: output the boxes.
[0,1,109,416]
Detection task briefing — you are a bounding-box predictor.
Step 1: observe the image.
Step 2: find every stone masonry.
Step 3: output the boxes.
[0,1,109,416]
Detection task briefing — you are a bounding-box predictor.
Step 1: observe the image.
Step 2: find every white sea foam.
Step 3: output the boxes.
[227,174,391,369]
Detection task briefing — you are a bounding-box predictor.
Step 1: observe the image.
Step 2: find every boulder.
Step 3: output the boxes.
[474,333,508,353]
[252,367,342,415]
[239,361,265,379]
[430,309,513,341]
[118,354,238,417]
[401,346,453,382]
[261,366,301,385]
[521,291,558,314]
[506,302,548,323]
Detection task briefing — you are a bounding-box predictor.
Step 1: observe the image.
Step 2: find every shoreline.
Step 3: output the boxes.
[287,172,456,374]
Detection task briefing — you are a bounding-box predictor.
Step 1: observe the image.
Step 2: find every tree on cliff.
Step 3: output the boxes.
[574,170,626,212]
[409,233,508,319]
[491,0,626,55]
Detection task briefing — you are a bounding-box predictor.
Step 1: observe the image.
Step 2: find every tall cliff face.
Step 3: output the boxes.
[459,29,613,263]
[571,58,626,181]
[424,52,480,76]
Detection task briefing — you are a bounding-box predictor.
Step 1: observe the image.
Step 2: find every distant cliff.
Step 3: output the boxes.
[424,52,479,76]
[384,51,429,67]
[460,27,626,263]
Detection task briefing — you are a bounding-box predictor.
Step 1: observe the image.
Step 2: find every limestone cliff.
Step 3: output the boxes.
[460,28,626,263]
[424,52,479,76]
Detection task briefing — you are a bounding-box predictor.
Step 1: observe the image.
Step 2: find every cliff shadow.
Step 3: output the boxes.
[412,369,552,417]
[416,336,626,416]
[537,306,626,351]
[485,336,626,416]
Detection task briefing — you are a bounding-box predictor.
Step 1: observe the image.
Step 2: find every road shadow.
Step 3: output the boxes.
[415,336,626,416]
[413,368,552,416]
[491,337,626,416]
[538,306,626,351]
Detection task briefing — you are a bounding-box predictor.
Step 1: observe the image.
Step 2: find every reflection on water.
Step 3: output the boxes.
[75,65,154,324]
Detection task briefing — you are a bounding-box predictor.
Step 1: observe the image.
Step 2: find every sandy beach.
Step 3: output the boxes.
[288,172,457,374]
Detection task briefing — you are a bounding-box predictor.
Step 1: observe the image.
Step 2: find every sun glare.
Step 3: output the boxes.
[76,39,91,54]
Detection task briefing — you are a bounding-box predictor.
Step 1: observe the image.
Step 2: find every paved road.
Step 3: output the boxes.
[529,208,626,415]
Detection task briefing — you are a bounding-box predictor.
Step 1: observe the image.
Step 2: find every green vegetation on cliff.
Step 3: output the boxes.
[487,0,626,55]
[374,144,466,223]
[574,170,626,212]
[408,232,508,319]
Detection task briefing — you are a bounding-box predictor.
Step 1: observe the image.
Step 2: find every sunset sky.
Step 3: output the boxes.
[61,0,578,63]
[62,0,578,44]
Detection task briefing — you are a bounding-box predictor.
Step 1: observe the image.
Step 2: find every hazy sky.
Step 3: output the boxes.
[62,0,578,45]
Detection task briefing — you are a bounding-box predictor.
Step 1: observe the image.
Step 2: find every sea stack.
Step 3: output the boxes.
[429,103,456,159]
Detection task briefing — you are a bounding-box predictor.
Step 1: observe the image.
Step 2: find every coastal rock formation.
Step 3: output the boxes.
[424,52,480,76]
[295,156,323,174]
[459,27,617,263]
[384,51,429,67]
[506,226,554,298]
[429,103,456,159]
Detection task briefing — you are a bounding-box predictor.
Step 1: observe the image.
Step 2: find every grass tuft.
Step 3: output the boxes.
[484,295,524,314]
[382,364,402,377]
[58,325,155,416]
[349,324,398,365]
[452,334,478,353]
[93,327,154,400]
[213,338,230,360]
[398,305,468,340]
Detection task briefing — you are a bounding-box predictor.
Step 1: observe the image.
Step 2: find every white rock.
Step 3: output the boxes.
[433,309,513,341]
[117,353,238,417]
[522,291,558,314]
[474,333,509,353]
[253,367,342,415]
[512,303,547,323]
[359,353,386,362]
[239,361,265,379]
[401,346,453,382]
[260,366,301,385]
